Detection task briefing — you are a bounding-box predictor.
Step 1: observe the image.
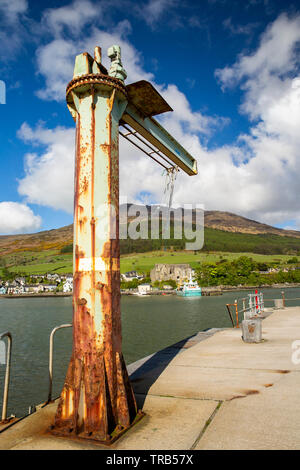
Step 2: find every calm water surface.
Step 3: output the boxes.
[0,287,299,417]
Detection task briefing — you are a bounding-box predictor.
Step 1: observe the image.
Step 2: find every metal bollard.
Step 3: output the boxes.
[274,298,284,309]
[242,319,262,343]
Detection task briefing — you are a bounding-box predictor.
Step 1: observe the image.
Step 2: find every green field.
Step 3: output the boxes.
[120,251,295,274]
[2,225,300,277]
[0,248,295,278]
[0,249,73,275]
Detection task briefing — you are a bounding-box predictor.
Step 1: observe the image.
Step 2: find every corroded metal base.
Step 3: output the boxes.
[51,351,139,442]
[49,410,145,445]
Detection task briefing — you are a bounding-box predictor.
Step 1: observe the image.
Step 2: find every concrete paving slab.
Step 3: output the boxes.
[114,395,218,450]
[169,310,300,372]
[1,395,217,450]
[0,402,57,450]
[131,364,285,401]
[196,371,300,450]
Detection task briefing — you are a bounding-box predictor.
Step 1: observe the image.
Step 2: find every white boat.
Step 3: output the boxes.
[177,276,202,297]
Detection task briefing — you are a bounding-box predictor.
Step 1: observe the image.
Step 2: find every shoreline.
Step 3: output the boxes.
[1,282,300,299]
[0,292,72,299]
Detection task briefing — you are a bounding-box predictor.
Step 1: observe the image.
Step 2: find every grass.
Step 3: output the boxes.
[1,224,300,277]
[0,248,294,277]
[120,251,294,274]
[0,249,73,276]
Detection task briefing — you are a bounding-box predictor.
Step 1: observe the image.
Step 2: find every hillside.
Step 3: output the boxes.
[1,207,300,258]
[0,206,300,255]
[0,225,72,256]
[204,211,300,238]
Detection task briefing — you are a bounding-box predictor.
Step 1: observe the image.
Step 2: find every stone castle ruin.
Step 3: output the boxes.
[150,264,192,284]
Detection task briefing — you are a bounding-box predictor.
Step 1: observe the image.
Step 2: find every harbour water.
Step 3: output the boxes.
[1,287,300,418]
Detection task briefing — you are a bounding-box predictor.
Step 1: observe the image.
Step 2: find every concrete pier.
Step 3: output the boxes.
[1,306,300,450]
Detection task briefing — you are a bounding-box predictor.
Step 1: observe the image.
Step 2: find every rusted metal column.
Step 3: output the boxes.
[52,46,139,443]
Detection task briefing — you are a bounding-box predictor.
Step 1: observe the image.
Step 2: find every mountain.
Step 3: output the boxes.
[0,207,300,257]
[0,225,73,256]
[204,211,300,238]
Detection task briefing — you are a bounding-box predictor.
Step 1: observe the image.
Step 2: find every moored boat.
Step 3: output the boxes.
[177,276,202,297]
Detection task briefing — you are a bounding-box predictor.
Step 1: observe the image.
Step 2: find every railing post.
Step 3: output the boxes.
[226,304,235,327]
[235,299,239,328]
[255,289,259,313]
[47,324,72,404]
[0,332,12,423]
[248,294,253,315]
[259,292,264,312]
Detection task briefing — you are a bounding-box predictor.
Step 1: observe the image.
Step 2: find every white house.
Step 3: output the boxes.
[24,284,44,294]
[63,277,73,293]
[137,284,151,295]
[43,284,57,292]
[122,271,144,282]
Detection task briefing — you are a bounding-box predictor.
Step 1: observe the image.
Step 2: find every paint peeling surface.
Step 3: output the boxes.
[52,48,138,443]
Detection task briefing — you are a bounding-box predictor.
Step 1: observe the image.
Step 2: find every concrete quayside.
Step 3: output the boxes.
[0,305,299,450]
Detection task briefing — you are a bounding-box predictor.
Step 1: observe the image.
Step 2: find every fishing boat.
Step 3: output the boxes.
[176,276,202,297]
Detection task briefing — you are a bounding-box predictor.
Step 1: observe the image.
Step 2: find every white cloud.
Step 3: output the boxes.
[0,0,28,21]
[0,0,28,59]
[187,13,300,227]
[136,0,178,27]
[36,20,152,101]
[216,13,300,95]
[17,123,75,212]
[41,0,103,37]
[0,201,41,234]
[158,84,229,135]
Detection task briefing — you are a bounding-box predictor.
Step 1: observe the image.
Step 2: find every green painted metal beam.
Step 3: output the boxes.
[122,104,198,176]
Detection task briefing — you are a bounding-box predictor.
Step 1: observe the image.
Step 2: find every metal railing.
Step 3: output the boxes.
[46,324,72,404]
[226,292,265,328]
[225,290,300,327]
[0,331,12,422]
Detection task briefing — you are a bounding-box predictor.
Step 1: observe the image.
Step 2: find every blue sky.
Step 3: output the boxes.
[0,0,300,234]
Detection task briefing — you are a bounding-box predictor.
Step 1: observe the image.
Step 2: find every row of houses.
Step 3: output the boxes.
[0,274,73,295]
[0,264,194,295]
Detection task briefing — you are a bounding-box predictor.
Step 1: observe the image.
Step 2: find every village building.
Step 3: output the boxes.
[63,277,73,293]
[121,271,143,282]
[7,284,25,295]
[24,284,44,294]
[42,284,57,292]
[150,264,192,284]
[46,273,61,282]
[137,284,151,295]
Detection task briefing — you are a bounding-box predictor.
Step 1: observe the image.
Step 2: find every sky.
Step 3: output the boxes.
[0,0,300,234]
